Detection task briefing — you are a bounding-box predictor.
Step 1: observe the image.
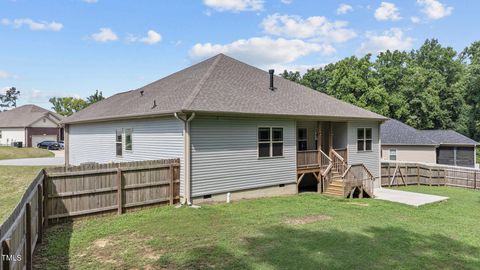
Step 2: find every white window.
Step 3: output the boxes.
[297,128,307,151]
[258,127,283,158]
[116,129,123,156]
[0,130,2,139]
[125,128,133,151]
[389,149,397,161]
[357,128,372,151]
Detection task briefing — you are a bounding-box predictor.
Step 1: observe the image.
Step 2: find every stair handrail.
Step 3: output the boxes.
[330,148,348,176]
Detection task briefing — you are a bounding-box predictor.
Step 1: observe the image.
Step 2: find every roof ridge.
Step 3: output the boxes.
[181,54,223,110]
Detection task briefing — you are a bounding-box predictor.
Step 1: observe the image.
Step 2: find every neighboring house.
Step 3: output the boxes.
[0,104,64,147]
[63,54,387,203]
[381,119,478,167]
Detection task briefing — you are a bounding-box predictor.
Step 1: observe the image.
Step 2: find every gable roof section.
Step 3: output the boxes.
[0,104,63,128]
[420,130,478,146]
[63,54,387,124]
[381,119,478,146]
[381,119,438,146]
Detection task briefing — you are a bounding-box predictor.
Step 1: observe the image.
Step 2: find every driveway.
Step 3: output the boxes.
[0,150,65,166]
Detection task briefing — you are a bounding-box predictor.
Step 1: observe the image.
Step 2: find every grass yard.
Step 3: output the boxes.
[0,166,44,222]
[0,146,54,160]
[35,186,480,270]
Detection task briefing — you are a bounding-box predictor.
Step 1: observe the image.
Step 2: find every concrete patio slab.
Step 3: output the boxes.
[374,188,449,207]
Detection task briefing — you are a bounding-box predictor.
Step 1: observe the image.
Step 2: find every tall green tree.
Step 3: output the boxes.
[0,87,20,110]
[49,97,88,116]
[86,90,105,104]
[458,41,480,141]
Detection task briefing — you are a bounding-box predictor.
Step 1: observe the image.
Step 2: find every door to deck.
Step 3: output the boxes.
[296,120,348,193]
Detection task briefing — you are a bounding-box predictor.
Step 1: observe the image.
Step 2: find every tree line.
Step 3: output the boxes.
[0,89,104,116]
[281,39,480,141]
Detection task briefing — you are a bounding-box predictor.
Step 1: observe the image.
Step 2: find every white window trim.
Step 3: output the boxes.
[389,148,397,161]
[125,128,133,152]
[115,128,123,157]
[257,126,284,158]
[357,127,373,152]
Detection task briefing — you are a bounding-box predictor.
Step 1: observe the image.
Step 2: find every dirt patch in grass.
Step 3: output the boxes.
[82,232,164,268]
[284,214,332,225]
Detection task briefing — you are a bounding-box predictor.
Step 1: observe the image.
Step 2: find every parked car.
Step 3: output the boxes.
[37,141,61,150]
[58,140,64,149]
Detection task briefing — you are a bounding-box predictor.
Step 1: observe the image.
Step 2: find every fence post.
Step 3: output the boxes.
[117,168,123,215]
[475,171,477,190]
[169,164,174,205]
[25,203,32,270]
[2,239,11,270]
[37,184,43,244]
[428,167,432,186]
[416,165,420,186]
[43,172,48,227]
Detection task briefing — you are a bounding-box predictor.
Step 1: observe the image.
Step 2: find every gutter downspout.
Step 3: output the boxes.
[174,112,195,205]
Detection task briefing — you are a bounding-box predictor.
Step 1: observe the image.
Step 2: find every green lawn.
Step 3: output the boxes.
[0,166,44,222]
[0,146,54,160]
[34,186,480,270]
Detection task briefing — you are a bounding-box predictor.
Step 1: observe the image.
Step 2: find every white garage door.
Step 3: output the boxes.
[32,135,57,147]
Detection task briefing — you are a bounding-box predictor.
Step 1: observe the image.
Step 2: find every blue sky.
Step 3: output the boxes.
[0,0,477,109]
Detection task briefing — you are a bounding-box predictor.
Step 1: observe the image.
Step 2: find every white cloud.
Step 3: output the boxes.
[1,18,63,31]
[0,70,13,79]
[280,0,293,4]
[337,4,353,15]
[203,0,263,12]
[189,36,334,67]
[127,30,162,45]
[261,14,356,43]
[90,28,118,42]
[417,0,453,20]
[83,0,98,3]
[375,2,401,21]
[410,16,421,23]
[357,28,414,55]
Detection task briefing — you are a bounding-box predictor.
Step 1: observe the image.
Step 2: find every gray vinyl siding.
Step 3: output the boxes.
[190,116,296,197]
[347,121,381,187]
[69,116,185,193]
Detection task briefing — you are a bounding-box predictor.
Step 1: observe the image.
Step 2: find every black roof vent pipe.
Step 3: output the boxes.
[269,69,276,91]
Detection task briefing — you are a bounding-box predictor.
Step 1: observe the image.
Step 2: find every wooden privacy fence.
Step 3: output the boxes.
[381,161,479,189]
[0,158,180,270]
[0,171,45,270]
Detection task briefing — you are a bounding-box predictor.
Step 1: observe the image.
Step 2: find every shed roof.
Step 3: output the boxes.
[381,119,438,146]
[0,104,63,128]
[381,119,478,146]
[420,130,478,146]
[63,54,387,124]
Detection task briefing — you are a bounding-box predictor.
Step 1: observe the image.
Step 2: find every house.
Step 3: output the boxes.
[381,119,478,167]
[0,104,64,147]
[62,54,387,203]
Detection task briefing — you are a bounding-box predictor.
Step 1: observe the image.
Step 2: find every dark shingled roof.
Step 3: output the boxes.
[0,104,63,128]
[420,130,478,146]
[63,54,387,124]
[381,119,478,146]
[381,119,438,145]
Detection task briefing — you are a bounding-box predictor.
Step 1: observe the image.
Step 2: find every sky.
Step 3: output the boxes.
[0,0,478,109]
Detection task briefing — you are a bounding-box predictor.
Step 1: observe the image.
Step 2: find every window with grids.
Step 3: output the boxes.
[389,149,397,160]
[116,129,123,156]
[357,128,372,151]
[258,127,283,158]
[297,128,307,151]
